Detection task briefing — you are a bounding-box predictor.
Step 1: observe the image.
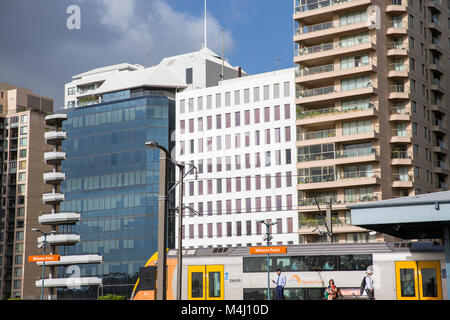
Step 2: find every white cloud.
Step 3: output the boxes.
[96,0,235,65]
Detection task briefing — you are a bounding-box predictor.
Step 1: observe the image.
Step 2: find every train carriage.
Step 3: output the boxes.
[132,241,447,301]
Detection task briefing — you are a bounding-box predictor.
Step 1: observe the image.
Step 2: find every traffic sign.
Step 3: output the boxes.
[28,255,61,262]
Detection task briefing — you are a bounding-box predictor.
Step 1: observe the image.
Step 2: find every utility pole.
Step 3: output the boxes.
[259,220,277,301]
[325,196,333,243]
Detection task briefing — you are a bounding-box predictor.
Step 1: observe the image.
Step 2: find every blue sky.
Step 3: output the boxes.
[0,0,295,107]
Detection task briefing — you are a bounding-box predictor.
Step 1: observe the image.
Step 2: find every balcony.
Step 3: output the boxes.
[435,182,449,192]
[388,63,409,78]
[296,61,375,84]
[390,129,411,143]
[36,255,103,267]
[43,172,66,184]
[37,234,80,245]
[38,212,81,225]
[296,81,377,105]
[387,42,408,56]
[388,85,409,99]
[429,38,443,52]
[42,193,65,205]
[294,0,372,21]
[45,114,67,127]
[386,0,407,12]
[298,193,381,212]
[429,59,444,73]
[298,217,366,235]
[431,119,447,133]
[295,36,376,63]
[433,141,448,154]
[297,171,380,190]
[45,131,66,145]
[391,151,412,165]
[387,21,408,35]
[430,79,444,92]
[44,152,66,165]
[426,0,443,11]
[434,161,449,174]
[298,147,379,167]
[297,126,378,146]
[35,277,102,288]
[392,173,413,188]
[389,106,411,121]
[295,20,368,41]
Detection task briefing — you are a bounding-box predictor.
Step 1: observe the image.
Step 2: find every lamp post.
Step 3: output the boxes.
[32,228,55,300]
[258,220,277,301]
[146,141,198,300]
[146,141,171,300]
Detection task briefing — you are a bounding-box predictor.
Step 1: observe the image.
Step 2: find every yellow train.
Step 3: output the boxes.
[131,242,447,300]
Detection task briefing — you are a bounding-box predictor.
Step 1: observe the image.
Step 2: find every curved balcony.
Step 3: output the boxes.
[37,234,80,245]
[35,277,102,288]
[36,255,103,266]
[42,193,65,205]
[43,172,66,184]
[45,131,66,145]
[44,152,66,165]
[45,114,67,126]
[39,212,81,225]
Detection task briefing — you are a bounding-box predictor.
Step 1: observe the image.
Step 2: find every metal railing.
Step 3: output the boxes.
[297,21,333,34]
[389,85,408,93]
[389,63,407,71]
[390,105,410,114]
[298,129,337,141]
[392,173,413,182]
[387,42,406,50]
[294,0,357,13]
[336,147,378,159]
[391,150,411,159]
[387,21,406,28]
[297,85,336,98]
[297,103,376,119]
[298,64,335,76]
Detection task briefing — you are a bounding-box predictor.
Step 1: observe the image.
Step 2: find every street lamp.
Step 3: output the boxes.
[258,220,277,301]
[146,141,198,300]
[146,141,171,300]
[32,228,56,300]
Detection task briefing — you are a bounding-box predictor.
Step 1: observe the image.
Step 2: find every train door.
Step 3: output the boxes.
[188,265,224,300]
[395,261,442,300]
[417,261,442,300]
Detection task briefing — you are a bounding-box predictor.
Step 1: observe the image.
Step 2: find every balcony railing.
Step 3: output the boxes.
[387,42,407,50]
[299,217,351,228]
[297,85,336,98]
[392,128,411,137]
[436,182,449,190]
[392,173,413,182]
[390,105,409,114]
[296,35,372,56]
[391,150,411,159]
[297,64,335,77]
[431,79,443,88]
[336,147,377,159]
[389,63,407,71]
[387,21,406,28]
[297,103,376,120]
[298,193,381,207]
[299,170,380,185]
[298,129,337,141]
[294,0,358,13]
[437,161,447,169]
[389,85,408,93]
[297,21,334,34]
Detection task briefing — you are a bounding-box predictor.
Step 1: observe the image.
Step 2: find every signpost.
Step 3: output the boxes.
[249,247,287,255]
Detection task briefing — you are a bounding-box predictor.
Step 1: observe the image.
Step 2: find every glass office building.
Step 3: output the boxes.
[57,89,176,299]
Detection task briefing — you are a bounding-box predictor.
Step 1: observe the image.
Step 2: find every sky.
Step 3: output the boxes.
[0,0,295,108]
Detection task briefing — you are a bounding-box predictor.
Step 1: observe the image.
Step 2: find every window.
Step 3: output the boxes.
[274,83,280,99]
[19,161,26,170]
[215,94,221,108]
[68,87,76,95]
[19,138,27,147]
[207,95,212,109]
[284,82,290,97]
[244,89,250,104]
[198,96,203,111]
[254,87,260,102]
[186,68,193,84]
[19,149,27,158]
[234,90,240,105]
[14,255,23,265]
[16,231,24,240]
[225,92,231,106]
[20,126,28,135]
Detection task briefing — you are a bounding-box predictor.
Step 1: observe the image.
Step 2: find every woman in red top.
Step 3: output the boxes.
[327,279,339,300]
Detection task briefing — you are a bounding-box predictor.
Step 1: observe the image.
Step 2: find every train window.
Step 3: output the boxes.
[305,256,337,271]
[209,272,222,298]
[191,272,204,298]
[290,256,307,271]
[243,257,272,272]
[399,269,416,297]
[272,257,291,271]
[338,254,372,271]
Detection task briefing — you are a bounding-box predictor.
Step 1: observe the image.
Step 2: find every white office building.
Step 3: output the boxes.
[64,48,243,110]
[176,68,298,248]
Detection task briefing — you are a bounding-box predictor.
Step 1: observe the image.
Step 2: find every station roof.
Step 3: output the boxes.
[349,191,450,239]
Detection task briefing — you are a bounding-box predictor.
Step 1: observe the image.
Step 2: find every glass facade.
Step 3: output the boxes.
[58,91,176,299]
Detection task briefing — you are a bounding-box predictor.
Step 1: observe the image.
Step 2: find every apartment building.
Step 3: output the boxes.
[0,83,54,299]
[176,68,299,248]
[293,0,449,243]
